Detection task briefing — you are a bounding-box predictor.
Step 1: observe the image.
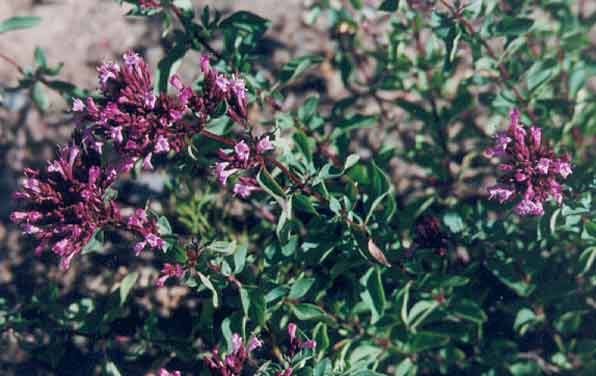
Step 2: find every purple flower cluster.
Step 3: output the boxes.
[138,0,161,9]
[156,263,185,287]
[12,51,250,269]
[10,144,168,269]
[214,137,274,198]
[74,51,199,173]
[204,333,263,376]
[199,55,248,125]
[486,109,572,216]
[287,322,316,357]
[413,215,449,256]
[11,145,120,269]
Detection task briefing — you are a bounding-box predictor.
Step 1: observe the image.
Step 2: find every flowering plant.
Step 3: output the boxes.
[1,1,595,375]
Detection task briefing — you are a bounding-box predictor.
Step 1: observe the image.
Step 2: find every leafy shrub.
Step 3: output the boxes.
[1,0,595,375]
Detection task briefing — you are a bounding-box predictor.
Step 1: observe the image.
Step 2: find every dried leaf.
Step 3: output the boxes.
[368,238,391,267]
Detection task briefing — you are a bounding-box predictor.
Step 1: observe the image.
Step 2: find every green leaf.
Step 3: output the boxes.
[45,80,89,98]
[289,277,315,300]
[173,0,193,11]
[103,360,122,376]
[31,82,49,112]
[233,243,248,274]
[486,253,535,297]
[313,323,330,354]
[279,55,324,83]
[406,300,439,332]
[119,272,139,305]
[450,299,487,324]
[292,303,328,321]
[395,358,417,376]
[207,240,237,255]
[495,17,534,36]
[526,60,556,93]
[34,47,47,68]
[337,114,378,131]
[443,212,464,233]
[0,16,42,34]
[396,99,432,124]
[220,11,270,36]
[157,216,172,236]
[298,95,319,123]
[293,193,318,216]
[293,130,314,162]
[313,357,332,376]
[241,287,266,326]
[198,272,219,308]
[514,308,537,335]
[155,43,187,94]
[360,266,387,323]
[509,361,541,376]
[257,168,286,198]
[406,332,450,353]
[379,0,399,12]
[365,161,396,224]
[82,229,104,254]
[579,246,596,275]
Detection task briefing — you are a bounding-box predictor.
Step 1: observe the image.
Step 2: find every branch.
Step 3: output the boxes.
[439,0,537,124]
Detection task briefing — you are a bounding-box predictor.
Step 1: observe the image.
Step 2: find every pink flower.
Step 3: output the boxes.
[276,368,293,376]
[233,177,259,198]
[215,162,238,185]
[123,50,142,67]
[143,153,154,171]
[139,0,161,9]
[134,241,147,256]
[485,132,511,158]
[145,233,165,250]
[97,61,120,86]
[72,98,85,112]
[22,178,41,193]
[234,141,250,162]
[169,74,184,91]
[10,211,43,223]
[303,339,317,349]
[23,224,41,234]
[247,336,263,352]
[110,126,123,144]
[256,136,274,154]
[215,74,229,93]
[552,159,572,179]
[158,369,181,376]
[232,333,243,353]
[230,74,247,116]
[286,322,316,357]
[156,263,184,287]
[536,158,551,175]
[288,323,297,342]
[514,199,544,216]
[128,208,148,227]
[204,333,261,376]
[199,54,211,74]
[154,135,170,153]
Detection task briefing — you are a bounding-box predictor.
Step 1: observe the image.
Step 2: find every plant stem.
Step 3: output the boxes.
[439,0,538,123]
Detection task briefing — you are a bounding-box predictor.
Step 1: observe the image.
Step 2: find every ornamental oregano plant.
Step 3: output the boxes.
[1,0,595,375]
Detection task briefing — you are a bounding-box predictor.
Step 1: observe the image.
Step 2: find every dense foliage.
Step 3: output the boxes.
[1,0,595,375]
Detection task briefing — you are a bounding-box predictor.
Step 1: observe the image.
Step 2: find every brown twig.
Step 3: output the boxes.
[0,52,24,74]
